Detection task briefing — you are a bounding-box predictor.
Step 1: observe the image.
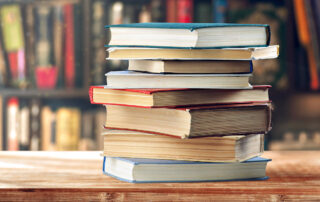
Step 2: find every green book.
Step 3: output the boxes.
[0,4,24,51]
[105,22,270,49]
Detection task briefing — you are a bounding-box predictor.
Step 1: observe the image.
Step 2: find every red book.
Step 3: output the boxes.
[8,52,18,80]
[177,0,193,23]
[64,4,75,88]
[104,102,272,138]
[89,85,271,108]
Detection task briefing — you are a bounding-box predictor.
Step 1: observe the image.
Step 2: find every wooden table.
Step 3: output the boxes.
[0,151,319,201]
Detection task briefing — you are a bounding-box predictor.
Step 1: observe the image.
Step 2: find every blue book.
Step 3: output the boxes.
[105,23,270,49]
[103,156,271,183]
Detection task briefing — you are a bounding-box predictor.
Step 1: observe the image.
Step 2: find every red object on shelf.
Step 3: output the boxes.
[64,4,75,89]
[177,0,193,23]
[35,67,58,89]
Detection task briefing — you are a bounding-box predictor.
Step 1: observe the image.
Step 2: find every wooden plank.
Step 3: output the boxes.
[0,151,319,201]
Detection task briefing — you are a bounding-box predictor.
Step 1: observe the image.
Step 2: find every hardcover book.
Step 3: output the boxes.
[105,23,270,48]
[128,60,252,74]
[103,129,264,162]
[104,103,272,138]
[103,156,270,183]
[106,45,279,60]
[105,71,252,89]
[89,85,270,107]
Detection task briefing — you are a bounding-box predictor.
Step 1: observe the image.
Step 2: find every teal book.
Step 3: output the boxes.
[105,22,270,49]
[103,156,271,183]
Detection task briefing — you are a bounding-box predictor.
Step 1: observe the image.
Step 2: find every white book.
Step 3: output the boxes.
[105,71,252,89]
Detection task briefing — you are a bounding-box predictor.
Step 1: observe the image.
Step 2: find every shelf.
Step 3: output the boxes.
[0,89,89,98]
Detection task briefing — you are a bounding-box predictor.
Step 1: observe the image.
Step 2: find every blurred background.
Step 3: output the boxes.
[0,0,319,151]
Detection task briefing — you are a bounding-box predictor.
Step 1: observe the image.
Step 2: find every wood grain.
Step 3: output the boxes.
[0,151,319,201]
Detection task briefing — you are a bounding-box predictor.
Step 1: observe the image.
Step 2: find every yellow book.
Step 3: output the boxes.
[56,108,81,150]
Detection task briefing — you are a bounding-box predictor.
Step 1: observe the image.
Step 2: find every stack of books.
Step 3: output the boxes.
[90,23,279,183]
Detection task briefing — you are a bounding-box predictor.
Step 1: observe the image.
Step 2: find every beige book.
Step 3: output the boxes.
[106,45,279,60]
[103,129,264,162]
[104,103,272,138]
[128,60,252,74]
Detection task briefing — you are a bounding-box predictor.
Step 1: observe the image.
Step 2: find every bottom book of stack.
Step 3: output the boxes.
[102,130,271,183]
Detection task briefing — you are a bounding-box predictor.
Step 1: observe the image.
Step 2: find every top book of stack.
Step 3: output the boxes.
[105,23,279,60]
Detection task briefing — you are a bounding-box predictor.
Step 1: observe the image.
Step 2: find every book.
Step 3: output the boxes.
[56,108,81,150]
[151,0,165,22]
[89,85,270,107]
[0,4,26,85]
[103,156,270,183]
[166,0,177,22]
[293,0,319,90]
[6,97,19,151]
[213,0,227,23]
[103,129,264,162]
[194,0,212,23]
[64,4,75,88]
[105,71,251,89]
[177,0,193,23]
[106,45,279,60]
[104,103,272,138]
[105,23,270,48]
[19,101,30,150]
[34,5,57,89]
[41,106,55,151]
[128,60,252,74]
[30,99,41,150]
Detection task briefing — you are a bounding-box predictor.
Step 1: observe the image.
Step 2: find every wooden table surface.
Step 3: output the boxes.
[0,151,319,201]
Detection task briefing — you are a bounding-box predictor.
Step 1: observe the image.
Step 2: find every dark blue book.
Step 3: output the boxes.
[105,23,271,49]
[103,156,271,183]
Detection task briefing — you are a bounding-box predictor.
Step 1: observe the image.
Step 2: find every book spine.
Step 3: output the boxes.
[64,4,75,89]
[19,101,30,150]
[25,4,36,87]
[293,0,319,90]
[91,0,107,85]
[304,0,320,83]
[7,97,19,151]
[151,0,165,22]
[177,0,193,23]
[73,2,83,88]
[0,32,7,86]
[166,0,177,22]
[0,5,25,84]
[30,99,41,151]
[213,0,227,23]
[56,108,81,150]
[53,5,64,88]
